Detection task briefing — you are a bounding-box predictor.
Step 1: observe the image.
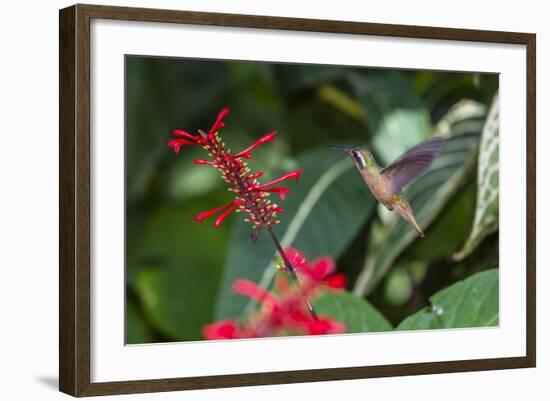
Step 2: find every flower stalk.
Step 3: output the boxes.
[266,226,318,320]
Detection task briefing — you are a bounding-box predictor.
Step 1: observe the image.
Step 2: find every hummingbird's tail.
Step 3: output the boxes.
[394,202,425,238]
[409,214,425,238]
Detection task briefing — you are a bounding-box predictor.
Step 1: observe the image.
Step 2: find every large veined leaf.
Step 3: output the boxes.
[396,269,499,330]
[353,100,487,296]
[454,94,500,261]
[314,291,392,333]
[348,71,430,164]
[215,147,376,320]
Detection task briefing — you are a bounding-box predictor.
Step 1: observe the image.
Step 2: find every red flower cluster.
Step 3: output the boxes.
[168,108,302,234]
[203,248,347,340]
[283,247,347,289]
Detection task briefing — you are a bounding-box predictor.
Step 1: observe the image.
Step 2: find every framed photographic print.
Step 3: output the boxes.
[59,3,536,397]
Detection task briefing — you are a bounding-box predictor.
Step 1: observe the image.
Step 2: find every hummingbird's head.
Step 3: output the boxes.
[330,146,374,170]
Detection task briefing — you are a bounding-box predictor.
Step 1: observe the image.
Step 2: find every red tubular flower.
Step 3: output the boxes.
[193,159,216,166]
[167,139,196,154]
[202,320,242,340]
[234,131,277,158]
[285,247,347,289]
[307,319,345,335]
[255,170,302,188]
[233,279,279,307]
[173,129,201,141]
[168,108,301,234]
[325,273,347,289]
[192,201,239,223]
[208,107,230,137]
[204,277,345,339]
[203,248,348,340]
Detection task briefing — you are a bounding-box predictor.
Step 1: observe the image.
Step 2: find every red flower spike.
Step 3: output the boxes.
[168,108,300,233]
[234,131,277,158]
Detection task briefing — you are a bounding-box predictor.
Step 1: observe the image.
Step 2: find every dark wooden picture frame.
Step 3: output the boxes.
[59,3,536,397]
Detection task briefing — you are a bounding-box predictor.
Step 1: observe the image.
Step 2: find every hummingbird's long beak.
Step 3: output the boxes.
[329,145,353,153]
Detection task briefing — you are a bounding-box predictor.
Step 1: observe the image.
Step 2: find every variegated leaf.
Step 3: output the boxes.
[454,94,499,261]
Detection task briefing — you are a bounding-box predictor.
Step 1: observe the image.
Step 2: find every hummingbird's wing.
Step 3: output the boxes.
[381,137,444,193]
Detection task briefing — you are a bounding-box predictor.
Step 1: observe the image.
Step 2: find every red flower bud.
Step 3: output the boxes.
[208,107,230,135]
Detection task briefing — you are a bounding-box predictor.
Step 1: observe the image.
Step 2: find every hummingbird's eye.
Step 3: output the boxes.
[351,150,366,169]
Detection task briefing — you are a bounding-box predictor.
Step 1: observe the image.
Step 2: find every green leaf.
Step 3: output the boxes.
[132,200,230,341]
[215,147,376,319]
[454,94,500,261]
[353,100,486,296]
[396,269,499,330]
[314,290,392,333]
[348,71,430,164]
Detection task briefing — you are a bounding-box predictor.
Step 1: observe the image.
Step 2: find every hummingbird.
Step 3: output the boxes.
[332,137,444,238]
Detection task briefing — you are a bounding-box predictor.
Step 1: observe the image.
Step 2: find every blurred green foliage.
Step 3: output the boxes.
[125,56,499,343]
